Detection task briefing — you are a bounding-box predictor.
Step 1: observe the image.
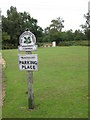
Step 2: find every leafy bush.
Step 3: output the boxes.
[58,40,89,46]
[2,43,17,49]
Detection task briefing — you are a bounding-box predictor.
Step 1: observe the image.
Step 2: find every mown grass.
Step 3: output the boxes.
[2,46,88,118]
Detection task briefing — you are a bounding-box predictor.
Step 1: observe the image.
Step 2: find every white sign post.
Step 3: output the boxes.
[18,30,38,109]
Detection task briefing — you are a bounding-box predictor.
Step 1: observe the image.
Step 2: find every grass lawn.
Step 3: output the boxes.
[2,46,88,118]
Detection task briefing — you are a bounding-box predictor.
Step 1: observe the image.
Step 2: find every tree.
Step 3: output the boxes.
[2,32,10,49]
[74,30,86,40]
[65,29,74,41]
[2,6,43,48]
[43,17,64,44]
[2,6,22,45]
[80,12,90,40]
[45,17,64,33]
[50,17,64,32]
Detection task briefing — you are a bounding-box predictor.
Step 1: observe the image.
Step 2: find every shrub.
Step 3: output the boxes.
[58,40,89,46]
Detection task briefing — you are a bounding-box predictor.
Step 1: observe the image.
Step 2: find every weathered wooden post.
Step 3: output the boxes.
[27,70,34,109]
[18,30,38,109]
[27,51,34,109]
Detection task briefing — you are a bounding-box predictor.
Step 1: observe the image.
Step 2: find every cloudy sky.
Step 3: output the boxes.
[0,0,89,31]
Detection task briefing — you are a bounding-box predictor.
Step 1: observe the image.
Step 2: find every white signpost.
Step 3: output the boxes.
[18,30,38,109]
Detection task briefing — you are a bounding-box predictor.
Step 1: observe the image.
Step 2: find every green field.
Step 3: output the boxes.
[2,46,88,118]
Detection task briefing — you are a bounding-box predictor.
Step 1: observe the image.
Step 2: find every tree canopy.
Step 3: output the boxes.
[80,11,90,40]
[2,6,88,49]
[2,6,43,48]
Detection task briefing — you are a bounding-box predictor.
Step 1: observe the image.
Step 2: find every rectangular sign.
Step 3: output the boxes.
[18,54,38,71]
[18,45,37,52]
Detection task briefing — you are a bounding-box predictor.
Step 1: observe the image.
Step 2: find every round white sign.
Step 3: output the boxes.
[19,31,36,46]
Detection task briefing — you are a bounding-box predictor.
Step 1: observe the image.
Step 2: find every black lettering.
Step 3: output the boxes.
[27,65,30,69]
[22,61,25,64]
[30,61,37,65]
[22,65,25,69]
[33,65,35,69]
[35,61,37,65]
[19,61,22,64]
[27,61,29,64]
[30,65,32,69]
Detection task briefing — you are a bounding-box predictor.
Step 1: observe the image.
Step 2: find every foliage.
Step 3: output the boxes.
[43,28,87,45]
[43,17,87,45]
[2,6,88,49]
[2,32,10,41]
[80,12,90,40]
[49,17,64,32]
[44,17,64,33]
[2,32,11,49]
[58,40,89,46]
[2,6,43,48]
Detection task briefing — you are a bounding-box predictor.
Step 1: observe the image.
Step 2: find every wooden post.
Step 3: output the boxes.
[27,51,34,109]
[27,71,34,109]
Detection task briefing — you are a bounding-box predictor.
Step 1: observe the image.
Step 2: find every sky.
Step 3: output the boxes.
[0,0,89,31]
